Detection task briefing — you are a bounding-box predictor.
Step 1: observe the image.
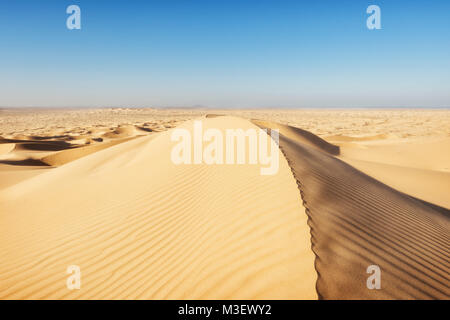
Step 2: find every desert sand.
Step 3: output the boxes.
[0,108,449,299]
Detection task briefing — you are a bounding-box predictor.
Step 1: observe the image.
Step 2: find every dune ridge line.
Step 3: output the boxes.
[253,120,449,300]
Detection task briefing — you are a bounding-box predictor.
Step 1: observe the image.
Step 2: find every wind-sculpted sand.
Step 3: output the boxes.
[255,120,449,299]
[0,116,317,299]
[0,108,449,300]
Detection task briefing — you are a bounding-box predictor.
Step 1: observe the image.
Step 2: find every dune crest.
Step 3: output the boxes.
[251,120,340,156]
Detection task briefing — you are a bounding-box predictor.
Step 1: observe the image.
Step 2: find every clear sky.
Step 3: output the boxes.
[0,0,449,108]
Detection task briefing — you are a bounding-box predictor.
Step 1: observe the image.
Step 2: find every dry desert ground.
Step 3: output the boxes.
[0,108,449,299]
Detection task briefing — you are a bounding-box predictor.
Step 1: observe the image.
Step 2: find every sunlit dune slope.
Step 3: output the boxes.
[336,139,450,208]
[0,116,317,299]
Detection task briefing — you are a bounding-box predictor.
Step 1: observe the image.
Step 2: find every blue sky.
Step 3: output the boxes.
[0,0,449,108]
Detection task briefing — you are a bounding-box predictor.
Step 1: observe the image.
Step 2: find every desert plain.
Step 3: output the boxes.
[0,108,449,299]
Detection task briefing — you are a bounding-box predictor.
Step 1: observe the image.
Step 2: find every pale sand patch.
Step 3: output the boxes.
[0,166,50,190]
[335,138,450,209]
[0,143,15,156]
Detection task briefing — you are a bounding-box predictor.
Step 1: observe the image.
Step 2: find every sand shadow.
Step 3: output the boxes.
[0,158,51,166]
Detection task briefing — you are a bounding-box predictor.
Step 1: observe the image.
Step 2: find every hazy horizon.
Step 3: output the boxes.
[2,105,450,110]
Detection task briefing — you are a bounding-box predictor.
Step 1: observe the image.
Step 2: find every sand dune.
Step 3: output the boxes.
[338,138,450,172]
[252,120,339,155]
[0,123,157,170]
[0,116,317,299]
[0,108,449,300]
[341,158,450,209]
[41,136,138,167]
[255,121,450,299]
[102,125,137,139]
[333,136,450,209]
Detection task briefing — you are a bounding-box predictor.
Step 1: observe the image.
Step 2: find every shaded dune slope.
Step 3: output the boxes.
[252,120,340,156]
[0,117,316,299]
[255,121,450,299]
[40,136,137,167]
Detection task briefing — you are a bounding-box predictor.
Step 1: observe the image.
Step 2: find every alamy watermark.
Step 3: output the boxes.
[367,5,381,30]
[66,265,81,290]
[66,5,81,30]
[366,265,381,289]
[170,121,280,175]
[66,5,381,31]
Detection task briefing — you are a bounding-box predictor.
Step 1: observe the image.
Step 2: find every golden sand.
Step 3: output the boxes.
[0,108,448,299]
